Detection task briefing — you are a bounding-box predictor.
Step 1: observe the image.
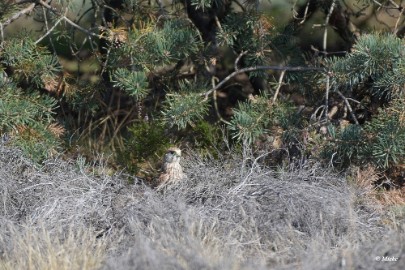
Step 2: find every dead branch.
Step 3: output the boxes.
[202,65,325,101]
[336,90,360,125]
[1,2,36,28]
[272,70,286,103]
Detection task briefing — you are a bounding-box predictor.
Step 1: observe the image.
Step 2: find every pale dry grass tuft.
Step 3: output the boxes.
[0,145,404,270]
[0,223,106,270]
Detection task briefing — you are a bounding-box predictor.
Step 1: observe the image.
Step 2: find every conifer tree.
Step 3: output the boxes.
[0,0,404,181]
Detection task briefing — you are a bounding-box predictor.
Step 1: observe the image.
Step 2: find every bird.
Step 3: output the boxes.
[157,147,186,190]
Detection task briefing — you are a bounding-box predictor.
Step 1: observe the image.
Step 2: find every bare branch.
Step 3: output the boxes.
[13,0,35,4]
[323,0,337,52]
[272,70,286,103]
[0,23,3,44]
[393,5,404,35]
[336,90,360,125]
[1,2,36,28]
[299,1,311,24]
[35,16,63,45]
[324,74,330,121]
[234,50,247,71]
[38,0,100,39]
[211,77,231,125]
[202,65,325,100]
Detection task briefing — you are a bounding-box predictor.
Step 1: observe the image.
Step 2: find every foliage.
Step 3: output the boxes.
[0,37,61,89]
[362,99,405,169]
[118,121,170,174]
[161,80,211,129]
[327,34,405,100]
[229,96,271,144]
[218,12,273,74]
[0,70,61,162]
[127,19,201,70]
[324,34,405,176]
[323,124,364,167]
[113,68,149,99]
[0,0,404,181]
[188,120,227,156]
[326,99,405,171]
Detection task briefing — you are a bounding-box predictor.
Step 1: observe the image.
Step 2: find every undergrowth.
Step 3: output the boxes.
[0,145,403,270]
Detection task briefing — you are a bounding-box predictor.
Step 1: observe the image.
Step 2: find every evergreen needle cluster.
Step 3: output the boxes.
[0,0,403,180]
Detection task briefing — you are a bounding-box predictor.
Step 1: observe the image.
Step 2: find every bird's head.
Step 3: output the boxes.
[167,147,181,157]
[164,147,182,163]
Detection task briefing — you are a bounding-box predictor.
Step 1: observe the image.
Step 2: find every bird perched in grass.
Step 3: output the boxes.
[157,147,185,190]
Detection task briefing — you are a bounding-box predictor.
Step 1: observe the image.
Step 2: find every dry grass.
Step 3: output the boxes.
[0,223,106,270]
[352,165,405,206]
[0,145,404,269]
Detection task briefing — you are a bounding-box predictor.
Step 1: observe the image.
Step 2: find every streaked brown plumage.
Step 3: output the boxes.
[157,147,185,189]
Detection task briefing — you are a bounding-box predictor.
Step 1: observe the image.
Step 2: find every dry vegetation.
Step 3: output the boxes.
[0,145,404,270]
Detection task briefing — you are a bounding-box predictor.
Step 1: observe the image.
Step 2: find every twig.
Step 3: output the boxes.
[0,22,4,44]
[212,77,231,125]
[388,0,400,9]
[322,1,336,123]
[35,15,63,45]
[346,97,360,104]
[393,5,404,35]
[311,105,325,122]
[299,1,311,24]
[324,74,330,121]
[14,0,35,4]
[272,70,286,103]
[1,3,36,28]
[214,16,224,33]
[234,50,247,70]
[38,0,100,39]
[202,65,325,100]
[323,0,337,52]
[370,0,384,8]
[336,90,360,125]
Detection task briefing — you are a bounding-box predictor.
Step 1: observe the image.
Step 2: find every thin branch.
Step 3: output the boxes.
[0,23,4,43]
[393,5,405,35]
[370,0,384,8]
[321,0,337,123]
[299,1,311,24]
[214,16,224,33]
[388,0,400,9]
[370,0,402,12]
[234,50,247,70]
[202,65,325,100]
[35,15,63,45]
[100,46,112,75]
[272,70,286,103]
[323,0,337,52]
[346,97,360,104]
[14,0,35,4]
[211,77,231,125]
[311,105,325,123]
[336,90,360,125]
[1,2,36,28]
[38,0,100,39]
[324,74,330,121]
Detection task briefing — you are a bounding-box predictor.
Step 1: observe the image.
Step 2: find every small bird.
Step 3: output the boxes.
[157,147,186,189]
